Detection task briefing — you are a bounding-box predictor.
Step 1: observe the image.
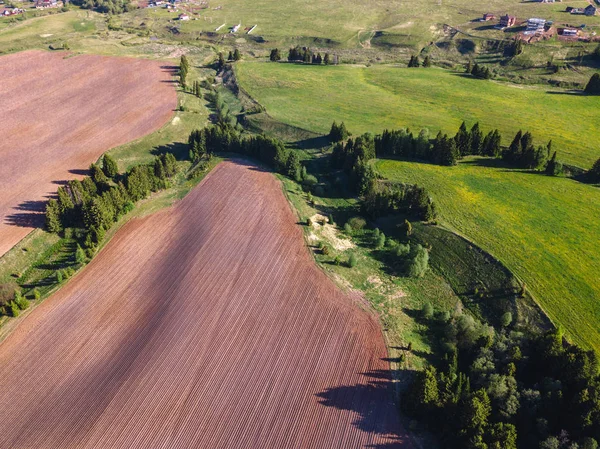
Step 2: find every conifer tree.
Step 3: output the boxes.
[45,199,62,233]
[585,73,600,94]
[102,154,119,179]
[233,49,241,61]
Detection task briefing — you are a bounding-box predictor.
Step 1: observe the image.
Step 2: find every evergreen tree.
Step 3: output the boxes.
[470,122,483,155]
[316,53,322,64]
[227,50,233,61]
[233,49,241,61]
[589,157,600,183]
[584,73,600,94]
[217,52,225,69]
[45,199,62,233]
[423,55,432,67]
[545,151,563,176]
[102,154,119,179]
[179,55,189,88]
[466,60,473,74]
[323,53,331,65]
[455,121,471,156]
[269,48,281,62]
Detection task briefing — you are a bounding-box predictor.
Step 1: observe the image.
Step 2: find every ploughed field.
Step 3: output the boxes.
[0,161,408,448]
[0,50,176,257]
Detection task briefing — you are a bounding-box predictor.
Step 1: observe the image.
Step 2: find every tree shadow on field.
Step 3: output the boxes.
[316,370,413,448]
[152,142,189,161]
[69,168,90,176]
[4,200,46,229]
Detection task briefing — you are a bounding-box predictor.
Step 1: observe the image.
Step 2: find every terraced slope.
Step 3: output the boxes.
[0,161,408,448]
[0,50,176,257]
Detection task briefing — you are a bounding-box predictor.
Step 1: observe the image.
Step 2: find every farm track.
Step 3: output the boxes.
[0,50,177,257]
[0,161,410,448]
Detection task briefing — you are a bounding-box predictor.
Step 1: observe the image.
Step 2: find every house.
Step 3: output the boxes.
[483,13,496,21]
[558,27,578,36]
[584,5,597,15]
[499,14,517,27]
[178,13,189,20]
[35,0,60,8]
[526,17,546,33]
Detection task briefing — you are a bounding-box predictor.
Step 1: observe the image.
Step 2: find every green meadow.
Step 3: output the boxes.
[236,62,600,168]
[376,158,600,353]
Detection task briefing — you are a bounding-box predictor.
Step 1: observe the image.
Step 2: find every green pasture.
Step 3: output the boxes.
[236,62,600,168]
[376,157,600,353]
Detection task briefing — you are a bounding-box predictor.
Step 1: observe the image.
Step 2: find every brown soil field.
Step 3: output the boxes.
[0,161,411,449]
[0,50,177,257]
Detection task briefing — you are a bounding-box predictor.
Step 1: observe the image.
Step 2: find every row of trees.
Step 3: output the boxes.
[285,47,336,65]
[72,0,131,14]
[186,124,301,180]
[373,125,501,167]
[404,307,600,449]
[45,153,178,253]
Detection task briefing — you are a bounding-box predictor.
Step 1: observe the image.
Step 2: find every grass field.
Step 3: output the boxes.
[236,62,600,168]
[376,157,600,353]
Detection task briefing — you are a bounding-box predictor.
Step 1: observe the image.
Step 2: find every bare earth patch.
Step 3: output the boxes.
[0,161,411,449]
[0,50,177,257]
[310,213,355,251]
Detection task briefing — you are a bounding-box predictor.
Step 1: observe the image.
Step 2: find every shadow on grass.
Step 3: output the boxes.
[151,142,190,161]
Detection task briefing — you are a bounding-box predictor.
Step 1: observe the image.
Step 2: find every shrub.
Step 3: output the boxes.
[8,301,19,317]
[56,271,63,283]
[334,256,342,265]
[75,244,86,264]
[33,288,41,300]
[404,244,429,277]
[306,218,313,227]
[328,214,334,226]
[344,223,352,234]
[501,312,513,327]
[302,174,318,192]
[348,253,358,268]
[376,232,386,249]
[321,245,331,256]
[422,302,434,319]
[395,243,411,257]
[347,217,366,231]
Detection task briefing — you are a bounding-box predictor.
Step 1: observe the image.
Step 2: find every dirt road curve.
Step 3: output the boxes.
[0,50,176,257]
[0,161,411,449]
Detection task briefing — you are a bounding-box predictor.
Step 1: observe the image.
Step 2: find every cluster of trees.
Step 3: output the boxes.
[45,153,177,253]
[408,55,432,67]
[405,307,600,449]
[466,61,493,80]
[329,121,351,142]
[0,284,30,318]
[362,181,436,222]
[503,131,557,171]
[287,47,335,65]
[72,0,131,14]
[374,124,501,167]
[186,124,302,181]
[585,73,600,95]
[179,55,190,88]
[330,133,377,194]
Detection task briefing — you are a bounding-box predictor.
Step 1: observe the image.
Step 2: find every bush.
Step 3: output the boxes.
[422,302,434,319]
[8,301,19,317]
[376,232,386,249]
[302,174,318,192]
[334,256,342,265]
[56,271,63,283]
[501,312,513,327]
[344,223,352,234]
[404,244,429,277]
[348,253,358,268]
[321,245,331,256]
[328,214,334,226]
[347,217,366,231]
[306,218,313,227]
[33,288,41,300]
[395,243,411,257]
[14,291,28,310]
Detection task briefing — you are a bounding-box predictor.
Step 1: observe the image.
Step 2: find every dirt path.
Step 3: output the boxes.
[0,50,177,257]
[0,161,411,448]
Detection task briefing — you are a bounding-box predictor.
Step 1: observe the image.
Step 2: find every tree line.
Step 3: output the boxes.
[368,120,565,175]
[404,306,600,449]
[45,153,177,255]
[280,47,336,65]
